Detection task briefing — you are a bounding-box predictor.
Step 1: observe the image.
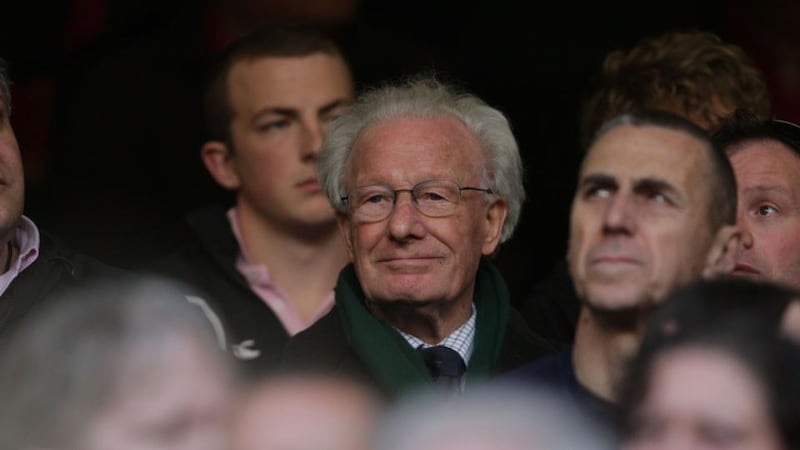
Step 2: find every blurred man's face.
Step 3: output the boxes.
[0,99,25,242]
[224,53,353,232]
[626,346,784,450]
[83,334,233,450]
[729,141,800,290]
[568,125,718,312]
[229,377,381,450]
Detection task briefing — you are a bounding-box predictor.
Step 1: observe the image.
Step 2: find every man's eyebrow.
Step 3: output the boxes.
[249,98,350,122]
[252,106,298,119]
[632,178,678,194]
[318,99,350,115]
[578,173,616,188]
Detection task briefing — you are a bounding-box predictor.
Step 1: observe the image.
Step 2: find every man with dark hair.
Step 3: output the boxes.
[714,112,800,291]
[151,25,353,375]
[0,58,124,337]
[520,29,773,345]
[501,110,741,428]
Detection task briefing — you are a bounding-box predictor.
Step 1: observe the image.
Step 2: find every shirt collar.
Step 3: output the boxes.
[0,215,40,296]
[396,303,476,365]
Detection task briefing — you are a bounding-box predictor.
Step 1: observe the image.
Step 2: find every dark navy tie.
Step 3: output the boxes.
[419,345,466,392]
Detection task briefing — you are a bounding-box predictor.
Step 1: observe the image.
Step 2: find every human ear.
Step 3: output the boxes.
[702,225,742,278]
[201,141,241,190]
[336,212,356,261]
[481,199,508,256]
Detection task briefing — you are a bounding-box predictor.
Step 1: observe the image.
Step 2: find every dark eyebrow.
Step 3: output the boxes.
[578,173,617,190]
[252,107,299,121]
[250,98,350,124]
[633,178,683,202]
[318,98,350,116]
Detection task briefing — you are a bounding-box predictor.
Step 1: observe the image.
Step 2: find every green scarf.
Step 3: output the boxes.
[334,257,511,397]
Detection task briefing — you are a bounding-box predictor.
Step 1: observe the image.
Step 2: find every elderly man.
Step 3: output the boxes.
[501,110,741,427]
[0,58,123,337]
[713,112,800,290]
[281,77,555,398]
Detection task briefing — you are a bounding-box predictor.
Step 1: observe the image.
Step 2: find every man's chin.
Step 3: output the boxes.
[581,290,657,328]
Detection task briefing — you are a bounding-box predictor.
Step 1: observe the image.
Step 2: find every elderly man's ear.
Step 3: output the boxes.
[201,141,241,190]
[481,199,508,256]
[336,212,356,261]
[702,225,744,278]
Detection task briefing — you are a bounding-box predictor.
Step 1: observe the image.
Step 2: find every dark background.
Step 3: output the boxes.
[1,0,797,303]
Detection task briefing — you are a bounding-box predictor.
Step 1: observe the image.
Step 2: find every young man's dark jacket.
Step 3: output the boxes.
[281,258,558,399]
[148,205,288,376]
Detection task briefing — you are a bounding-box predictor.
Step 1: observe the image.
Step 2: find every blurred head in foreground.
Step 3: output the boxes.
[0,278,236,450]
[228,373,384,450]
[374,383,617,450]
[619,320,800,450]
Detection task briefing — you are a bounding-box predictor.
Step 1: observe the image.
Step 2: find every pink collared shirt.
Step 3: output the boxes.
[0,215,40,296]
[227,208,335,336]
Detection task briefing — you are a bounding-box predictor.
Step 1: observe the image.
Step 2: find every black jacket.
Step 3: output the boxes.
[148,205,288,376]
[0,230,127,339]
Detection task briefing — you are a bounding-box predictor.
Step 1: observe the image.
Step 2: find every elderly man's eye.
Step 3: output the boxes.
[364,194,391,204]
[419,191,447,202]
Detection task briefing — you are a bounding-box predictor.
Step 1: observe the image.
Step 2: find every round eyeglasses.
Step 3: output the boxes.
[341,179,494,222]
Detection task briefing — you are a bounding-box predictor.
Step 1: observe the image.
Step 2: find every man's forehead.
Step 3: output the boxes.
[348,115,483,183]
[729,140,800,173]
[581,125,707,185]
[227,54,352,98]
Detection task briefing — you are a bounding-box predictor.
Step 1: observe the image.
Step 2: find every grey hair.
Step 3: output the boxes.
[318,76,525,243]
[0,276,232,450]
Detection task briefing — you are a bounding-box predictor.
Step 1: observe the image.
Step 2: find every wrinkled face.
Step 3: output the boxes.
[626,347,783,450]
[729,141,800,290]
[226,54,353,230]
[568,125,716,311]
[0,100,24,241]
[83,335,234,450]
[337,115,506,308]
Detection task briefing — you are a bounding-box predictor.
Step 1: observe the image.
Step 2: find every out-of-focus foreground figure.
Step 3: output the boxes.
[374,384,617,450]
[618,326,800,450]
[0,279,236,450]
[228,373,383,450]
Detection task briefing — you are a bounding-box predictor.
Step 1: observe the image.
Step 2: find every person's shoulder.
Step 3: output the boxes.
[142,204,238,279]
[282,308,349,363]
[516,259,580,345]
[37,230,131,281]
[495,349,572,386]
[495,308,564,374]
[281,307,366,373]
[280,306,377,387]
